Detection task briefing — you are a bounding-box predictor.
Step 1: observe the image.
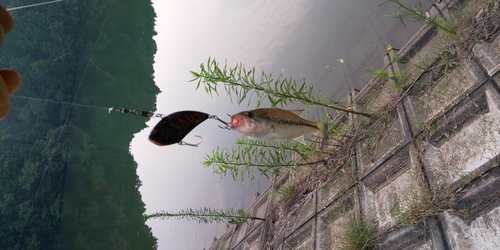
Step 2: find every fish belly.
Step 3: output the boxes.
[254,125,317,140]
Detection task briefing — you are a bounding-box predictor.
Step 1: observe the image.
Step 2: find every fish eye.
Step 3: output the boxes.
[247,111,253,118]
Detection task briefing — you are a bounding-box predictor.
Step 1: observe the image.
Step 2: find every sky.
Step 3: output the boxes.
[130,0,425,249]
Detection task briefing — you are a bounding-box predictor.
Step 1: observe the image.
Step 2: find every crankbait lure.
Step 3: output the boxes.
[108,107,229,147]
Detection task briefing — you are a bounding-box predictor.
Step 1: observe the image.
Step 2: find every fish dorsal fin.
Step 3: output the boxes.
[289,109,304,117]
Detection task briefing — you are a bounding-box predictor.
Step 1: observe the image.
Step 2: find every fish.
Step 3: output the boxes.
[229,108,328,140]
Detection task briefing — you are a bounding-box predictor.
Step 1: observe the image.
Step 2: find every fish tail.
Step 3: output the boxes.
[315,122,329,139]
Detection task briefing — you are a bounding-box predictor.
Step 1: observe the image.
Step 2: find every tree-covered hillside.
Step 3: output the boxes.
[0,0,159,249]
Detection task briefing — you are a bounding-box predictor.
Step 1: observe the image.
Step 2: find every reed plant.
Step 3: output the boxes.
[203,137,329,182]
[144,207,265,225]
[190,58,372,117]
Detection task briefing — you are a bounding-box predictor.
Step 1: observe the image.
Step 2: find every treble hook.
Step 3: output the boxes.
[209,115,231,130]
[178,135,203,147]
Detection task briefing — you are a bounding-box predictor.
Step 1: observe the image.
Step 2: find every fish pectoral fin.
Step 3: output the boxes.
[270,125,276,134]
[289,109,305,117]
[251,126,273,138]
[293,135,306,144]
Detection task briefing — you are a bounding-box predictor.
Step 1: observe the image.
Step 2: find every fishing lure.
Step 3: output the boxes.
[149,111,217,147]
[109,107,229,146]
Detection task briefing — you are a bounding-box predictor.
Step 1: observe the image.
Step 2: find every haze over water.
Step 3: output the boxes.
[132,0,425,249]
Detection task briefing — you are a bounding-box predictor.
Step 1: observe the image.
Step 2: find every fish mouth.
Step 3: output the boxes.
[230,113,256,133]
[230,114,245,127]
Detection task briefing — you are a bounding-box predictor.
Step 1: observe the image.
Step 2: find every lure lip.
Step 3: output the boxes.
[149,128,171,146]
[148,135,203,147]
[149,139,167,146]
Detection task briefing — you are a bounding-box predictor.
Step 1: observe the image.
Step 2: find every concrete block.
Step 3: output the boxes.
[287,191,316,236]
[440,206,500,249]
[404,59,487,136]
[434,0,451,15]
[420,85,489,147]
[318,158,356,210]
[316,191,356,250]
[261,212,285,250]
[231,222,249,248]
[452,166,500,217]
[375,223,430,250]
[396,24,437,64]
[494,62,500,88]
[355,67,399,114]
[427,4,442,19]
[210,231,234,250]
[242,226,263,250]
[362,145,412,193]
[422,83,500,187]
[375,216,448,250]
[357,104,411,177]
[473,32,500,76]
[283,219,316,250]
[269,171,292,205]
[248,191,269,230]
[361,144,427,232]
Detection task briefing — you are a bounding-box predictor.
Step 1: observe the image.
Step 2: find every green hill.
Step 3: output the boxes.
[0,0,159,249]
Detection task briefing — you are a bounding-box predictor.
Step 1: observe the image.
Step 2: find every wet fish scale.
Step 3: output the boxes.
[270,117,318,128]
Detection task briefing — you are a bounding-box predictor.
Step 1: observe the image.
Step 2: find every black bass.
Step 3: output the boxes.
[229,108,328,140]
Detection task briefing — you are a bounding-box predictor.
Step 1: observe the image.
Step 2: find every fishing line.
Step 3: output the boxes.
[11,94,110,111]
[13,1,110,249]
[7,0,64,11]
[11,94,170,118]
[11,94,230,147]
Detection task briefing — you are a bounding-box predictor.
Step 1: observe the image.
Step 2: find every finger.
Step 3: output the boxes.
[0,24,3,47]
[0,74,10,120]
[0,69,21,94]
[0,5,15,33]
